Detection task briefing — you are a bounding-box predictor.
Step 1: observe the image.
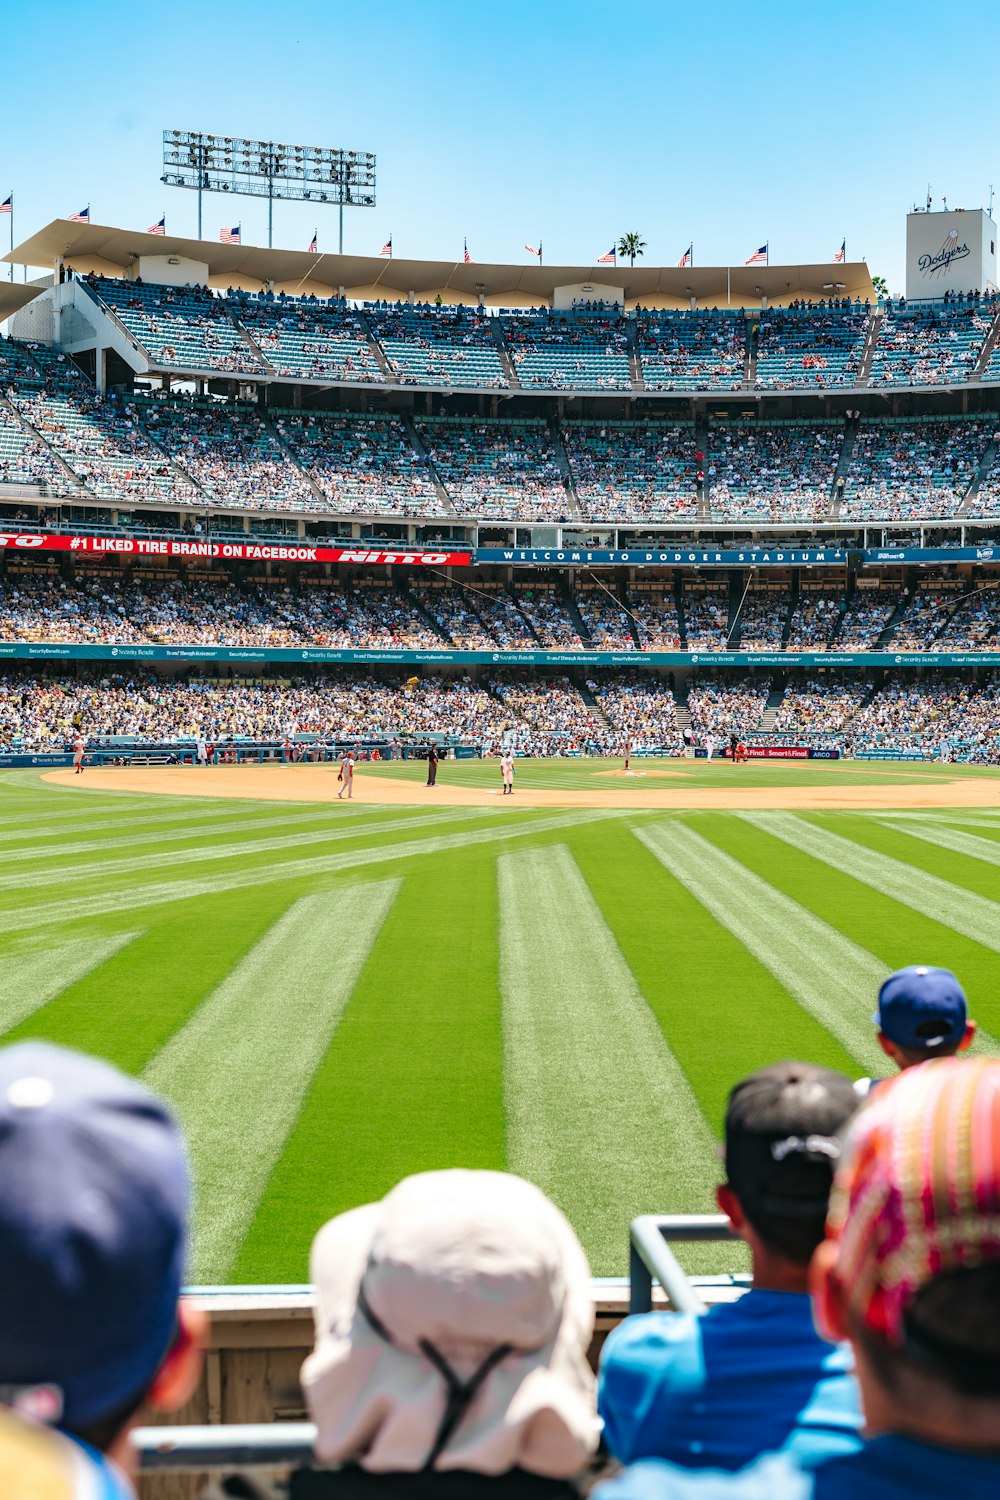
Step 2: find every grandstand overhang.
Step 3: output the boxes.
[4,221,875,307]
[0,282,47,322]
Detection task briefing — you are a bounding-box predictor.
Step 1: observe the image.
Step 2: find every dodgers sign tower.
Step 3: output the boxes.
[905,205,997,299]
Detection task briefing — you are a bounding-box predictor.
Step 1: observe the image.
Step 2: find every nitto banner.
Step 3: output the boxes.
[0,533,471,567]
[3,643,999,668]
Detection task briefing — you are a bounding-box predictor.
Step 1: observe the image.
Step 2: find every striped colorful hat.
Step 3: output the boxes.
[828,1056,1000,1344]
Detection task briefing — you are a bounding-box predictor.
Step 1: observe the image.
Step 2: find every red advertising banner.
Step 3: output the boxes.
[0,533,471,567]
[743,745,810,759]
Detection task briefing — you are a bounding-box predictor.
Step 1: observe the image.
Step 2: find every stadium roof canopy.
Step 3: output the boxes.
[4,220,875,308]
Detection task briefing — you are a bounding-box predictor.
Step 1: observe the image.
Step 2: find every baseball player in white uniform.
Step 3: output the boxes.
[501,751,515,795]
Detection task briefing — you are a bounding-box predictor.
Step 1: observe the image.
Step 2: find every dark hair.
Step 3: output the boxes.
[725,1062,858,1267]
[890,1020,967,1067]
[854,1264,1000,1399]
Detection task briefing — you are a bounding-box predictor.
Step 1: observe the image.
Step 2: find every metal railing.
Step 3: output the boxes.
[628,1213,741,1315]
[135,1421,316,1473]
[130,1218,742,1473]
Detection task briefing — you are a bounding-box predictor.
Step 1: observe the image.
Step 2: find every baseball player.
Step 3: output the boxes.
[623,740,631,772]
[196,734,208,768]
[72,733,86,776]
[337,749,355,800]
[705,732,716,763]
[501,750,515,795]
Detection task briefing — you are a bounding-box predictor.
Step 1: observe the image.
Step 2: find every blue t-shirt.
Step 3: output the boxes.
[593,1435,1000,1500]
[598,1290,862,1470]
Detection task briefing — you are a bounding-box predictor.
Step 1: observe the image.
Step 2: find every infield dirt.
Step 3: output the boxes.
[42,763,1000,811]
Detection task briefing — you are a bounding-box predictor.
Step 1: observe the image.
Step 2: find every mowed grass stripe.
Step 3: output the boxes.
[0,932,140,1036]
[0,804,414,866]
[796,814,1000,907]
[144,881,400,1282]
[565,821,857,1151]
[234,849,507,1284]
[0,809,616,934]
[637,823,891,1078]
[0,806,505,892]
[2,887,307,1073]
[0,800,339,843]
[880,820,1000,869]
[499,844,720,1275]
[696,814,1000,1056]
[740,813,1000,957]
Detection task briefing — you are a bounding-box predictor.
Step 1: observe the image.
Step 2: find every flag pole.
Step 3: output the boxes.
[539,239,543,267]
[8,191,12,283]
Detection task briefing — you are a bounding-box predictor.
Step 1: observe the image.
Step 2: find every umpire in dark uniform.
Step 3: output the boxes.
[426,741,439,786]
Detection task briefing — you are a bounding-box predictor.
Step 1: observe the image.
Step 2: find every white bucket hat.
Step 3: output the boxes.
[301,1169,598,1477]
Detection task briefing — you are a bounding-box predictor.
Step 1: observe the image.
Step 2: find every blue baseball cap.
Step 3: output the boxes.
[874,966,968,1049]
[0,1042,190,1429]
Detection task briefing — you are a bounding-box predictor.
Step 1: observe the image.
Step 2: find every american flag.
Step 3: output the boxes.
[464,239,473,264]
[147,216,165,236]
[68,206,90,224]
[308,232,318,253]
[524,243,541,258]
[834,238,845,264]
[677,244,692,268]
[220,224,241,244]
[380,237,392,257]
[597,245,616,264]
[745,243,768,264]
[0,195,11,216]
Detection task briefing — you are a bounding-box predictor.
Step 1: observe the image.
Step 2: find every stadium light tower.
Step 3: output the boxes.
[161,130,376,251]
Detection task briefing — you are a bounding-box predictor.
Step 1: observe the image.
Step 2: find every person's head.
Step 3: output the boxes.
[301,1169,598,1478]
[874,965,975,1071]
[812,1057,1000,1447]
[717,1061,859,1283]
[0,1042,204,1466]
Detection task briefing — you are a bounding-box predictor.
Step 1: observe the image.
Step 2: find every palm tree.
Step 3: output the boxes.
[618,232,647,267]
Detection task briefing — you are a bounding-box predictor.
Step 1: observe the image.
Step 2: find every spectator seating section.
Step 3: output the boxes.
[275,410,443,516]
[503,308,630,390]
[416,416,567,521]
[841,415,992,520]
[708,421,839,522]
[89,277,264,374]
[365,305,506,387]
[869,300,997,387]
[231,295,384,383]
[636,310,745,391]
[563,421,697,522]
[754,306,868,390]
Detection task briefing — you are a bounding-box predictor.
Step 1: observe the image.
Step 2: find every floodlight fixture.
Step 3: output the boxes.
[161,130,376,250]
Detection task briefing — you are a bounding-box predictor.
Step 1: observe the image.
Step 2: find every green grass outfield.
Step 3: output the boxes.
[3,757,1000,1284]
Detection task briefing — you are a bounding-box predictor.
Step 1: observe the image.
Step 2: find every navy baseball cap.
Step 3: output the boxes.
[874,965,968,1049]
[0,1043,190,1429]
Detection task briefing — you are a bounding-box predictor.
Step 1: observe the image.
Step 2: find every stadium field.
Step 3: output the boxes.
[5,760,1000,1285]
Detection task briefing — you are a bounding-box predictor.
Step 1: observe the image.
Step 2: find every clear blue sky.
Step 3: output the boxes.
[3,0,997,288]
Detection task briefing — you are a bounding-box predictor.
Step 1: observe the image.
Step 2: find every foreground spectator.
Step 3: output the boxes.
[597,1057,1000,1498]
[855,965,977,1096]
[0,1042,204,1497]
[598,1064,861,1471]
[300,1169,598,1495]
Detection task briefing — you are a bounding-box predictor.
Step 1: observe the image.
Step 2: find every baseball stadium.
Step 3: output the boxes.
[4,214,1000,1284]
[4,8,1000,1487]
